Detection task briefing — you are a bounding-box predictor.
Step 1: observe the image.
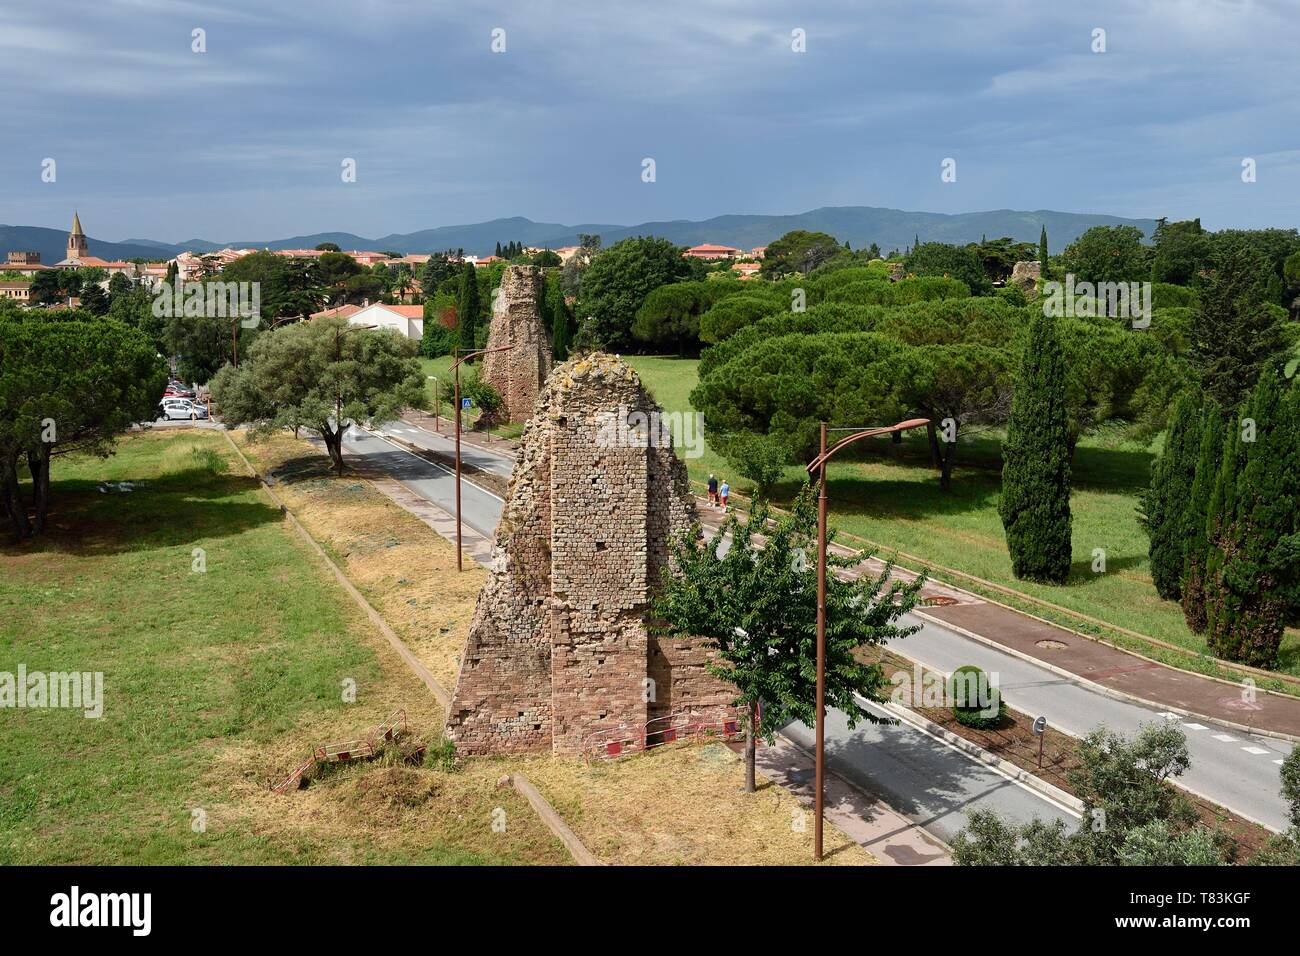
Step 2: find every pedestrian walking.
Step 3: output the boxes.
[707,473,718,507]
[719,478,729,512]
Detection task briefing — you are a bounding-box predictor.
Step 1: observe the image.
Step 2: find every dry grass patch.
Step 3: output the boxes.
[204,673,567,866]
[231,430,480,690]
[519,742,874,866]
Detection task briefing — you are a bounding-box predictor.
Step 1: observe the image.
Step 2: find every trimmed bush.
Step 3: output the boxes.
[947,665,1007,729]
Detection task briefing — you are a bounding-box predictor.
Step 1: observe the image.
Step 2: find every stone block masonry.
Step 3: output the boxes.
[446,353,734,755]
[479,265,551,426]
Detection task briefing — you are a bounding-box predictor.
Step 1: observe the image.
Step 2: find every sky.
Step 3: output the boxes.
[1,0,1297,242]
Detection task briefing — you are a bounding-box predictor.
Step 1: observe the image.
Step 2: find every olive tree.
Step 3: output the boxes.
[210,315,425,475]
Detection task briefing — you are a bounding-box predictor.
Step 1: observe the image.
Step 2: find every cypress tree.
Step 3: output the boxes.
[999,312,1073,583]
[1038,226,1049,279]
[1203,373,1300,667]
[1190,245,1286,410]
[543,274,573,361]
[456,262,480,354]
[1142,392,1204,600]
[1180,402,1224,632]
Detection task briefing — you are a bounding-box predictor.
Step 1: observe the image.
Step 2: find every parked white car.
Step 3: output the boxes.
[159,398,209,421]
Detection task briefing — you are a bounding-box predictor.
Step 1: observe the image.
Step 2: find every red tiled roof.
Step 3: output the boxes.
[310,303,364,320]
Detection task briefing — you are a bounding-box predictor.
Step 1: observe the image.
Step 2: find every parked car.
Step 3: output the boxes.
[158,398,208,421]
[163,386,195,399]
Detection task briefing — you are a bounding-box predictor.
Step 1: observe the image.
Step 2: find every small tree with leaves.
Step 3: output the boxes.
[653,485,924,792]
[1038,225,1049,279]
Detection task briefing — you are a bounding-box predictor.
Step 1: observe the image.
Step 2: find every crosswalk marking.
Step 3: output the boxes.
[1182,722,1208,731]
[1212,733,1238,742]
[1242,746,1270,756]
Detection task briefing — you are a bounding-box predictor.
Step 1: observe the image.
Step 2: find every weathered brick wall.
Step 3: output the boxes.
[446,353,734,755]
[480,265,551,425]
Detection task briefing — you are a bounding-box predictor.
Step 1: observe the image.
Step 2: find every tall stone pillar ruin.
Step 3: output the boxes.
[446,353,734,755]
[479,265,551,426]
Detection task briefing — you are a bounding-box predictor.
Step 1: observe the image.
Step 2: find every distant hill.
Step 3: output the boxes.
[2,207,1160,263]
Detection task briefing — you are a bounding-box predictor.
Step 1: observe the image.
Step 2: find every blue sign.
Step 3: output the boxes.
[461,398,472,409]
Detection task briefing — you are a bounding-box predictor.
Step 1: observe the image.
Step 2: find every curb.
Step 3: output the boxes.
[878,655,1287,836]
[912,608,1300,746]
[876,700,1085,818]
[508,773,604,866]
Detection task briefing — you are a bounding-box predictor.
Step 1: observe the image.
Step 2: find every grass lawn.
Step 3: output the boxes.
[627,355,1300,680]
[0,429,566,865]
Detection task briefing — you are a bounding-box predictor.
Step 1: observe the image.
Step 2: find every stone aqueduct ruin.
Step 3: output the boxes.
[446,347,733,756]
[479,265,552,427]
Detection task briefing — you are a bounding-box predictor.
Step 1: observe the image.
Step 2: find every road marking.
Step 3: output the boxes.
[347,426,506,503]
[1182,722,1208,731]
[1276,759,1285,765]
[1212,733,1238,742]
[1242,746,1270,755]
[1157,711,1181,721]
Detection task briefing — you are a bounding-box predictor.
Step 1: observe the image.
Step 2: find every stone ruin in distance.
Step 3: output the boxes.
[479,264,551,426]
[446,353,734,755]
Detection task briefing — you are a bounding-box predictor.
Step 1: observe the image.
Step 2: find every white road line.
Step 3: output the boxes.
[1276,759,1286,765]
[350,426,506,503]
[1157,711,1181,721]
[1242,746,1270,755]
[1212,733,1239,742]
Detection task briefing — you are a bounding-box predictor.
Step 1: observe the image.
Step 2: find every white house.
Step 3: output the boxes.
[342,302,425,340]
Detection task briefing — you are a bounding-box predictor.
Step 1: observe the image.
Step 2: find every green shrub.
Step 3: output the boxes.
[947,665,1006,728]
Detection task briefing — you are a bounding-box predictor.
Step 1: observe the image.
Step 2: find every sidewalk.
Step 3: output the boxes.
[753,735,951,865]
[691,498,1300,742]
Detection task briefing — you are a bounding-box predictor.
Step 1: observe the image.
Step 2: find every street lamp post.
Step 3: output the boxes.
[449,345,512,570]
[805,416,930,861]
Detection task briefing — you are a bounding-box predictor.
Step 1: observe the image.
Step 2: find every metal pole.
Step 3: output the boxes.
[454,350,463,571]
[433,376,440,433]
[1038,731,1045,770]
[815,420,827,861]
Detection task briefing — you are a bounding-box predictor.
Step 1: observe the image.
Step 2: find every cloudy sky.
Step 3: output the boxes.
[2,0,1296,241]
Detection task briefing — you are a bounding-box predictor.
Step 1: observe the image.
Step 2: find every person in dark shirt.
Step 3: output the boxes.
[707,473,718,507]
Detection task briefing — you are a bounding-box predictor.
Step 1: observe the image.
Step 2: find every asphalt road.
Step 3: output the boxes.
[899,616,1293,831]
[339,424,504,538]
[377,420,515,479]
[780,700,1079,845]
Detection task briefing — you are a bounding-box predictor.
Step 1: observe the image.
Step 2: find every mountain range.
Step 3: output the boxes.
[1,206,1160,265]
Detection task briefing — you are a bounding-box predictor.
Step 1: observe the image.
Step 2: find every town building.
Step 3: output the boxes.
[684,243,744,259]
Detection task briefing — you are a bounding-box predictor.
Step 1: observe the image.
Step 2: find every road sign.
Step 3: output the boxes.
[461,398,472,409]
[1032,716,1047,735]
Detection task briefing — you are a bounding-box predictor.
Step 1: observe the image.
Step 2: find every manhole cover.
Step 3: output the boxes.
[1036,639,1068,650]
